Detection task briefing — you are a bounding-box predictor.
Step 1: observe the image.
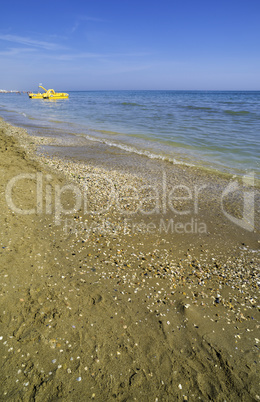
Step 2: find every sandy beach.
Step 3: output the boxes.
[0,117,259,401]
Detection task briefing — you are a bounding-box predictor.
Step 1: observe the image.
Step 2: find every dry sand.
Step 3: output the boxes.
[0,117,259,401]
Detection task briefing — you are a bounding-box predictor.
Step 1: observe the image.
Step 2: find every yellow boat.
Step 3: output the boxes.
[28,86,69,99]
[28,90,45,99]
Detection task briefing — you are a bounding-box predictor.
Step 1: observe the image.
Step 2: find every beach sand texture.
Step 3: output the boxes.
[0,118,259,401]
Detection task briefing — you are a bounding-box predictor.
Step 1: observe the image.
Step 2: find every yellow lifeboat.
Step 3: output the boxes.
[28,86,69,99]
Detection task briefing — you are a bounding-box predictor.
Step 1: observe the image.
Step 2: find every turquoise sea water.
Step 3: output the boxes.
[0,90,259,179]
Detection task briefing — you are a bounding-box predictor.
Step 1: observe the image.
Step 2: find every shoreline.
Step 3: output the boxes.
[1,95,260,184]
[0,117,259,400]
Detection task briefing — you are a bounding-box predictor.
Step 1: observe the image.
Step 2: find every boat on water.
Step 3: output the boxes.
[28,85,69,99]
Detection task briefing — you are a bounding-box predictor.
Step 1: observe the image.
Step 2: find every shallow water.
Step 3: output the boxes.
[0,90,259,179]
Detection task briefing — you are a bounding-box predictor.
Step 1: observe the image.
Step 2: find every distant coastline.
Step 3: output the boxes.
[0,89,27,94]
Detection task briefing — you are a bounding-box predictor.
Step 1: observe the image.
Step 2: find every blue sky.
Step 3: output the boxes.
[0,0,259,90]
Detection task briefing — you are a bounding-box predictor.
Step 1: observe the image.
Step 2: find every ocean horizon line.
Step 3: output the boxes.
[2,88,260,93]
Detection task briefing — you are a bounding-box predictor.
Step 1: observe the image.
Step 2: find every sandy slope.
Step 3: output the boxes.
[0,119,259,401]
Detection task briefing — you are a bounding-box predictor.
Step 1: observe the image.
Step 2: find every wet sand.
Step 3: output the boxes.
[0,117,259,401]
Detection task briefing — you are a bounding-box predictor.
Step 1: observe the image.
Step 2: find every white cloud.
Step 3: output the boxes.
[0,34,66,50]
[0,47,37,56]
[71,15,106,33]
[55,52,106,61]
[53,50,153,61]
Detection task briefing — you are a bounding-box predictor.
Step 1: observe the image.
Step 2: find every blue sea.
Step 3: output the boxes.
[0,90,259,179]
